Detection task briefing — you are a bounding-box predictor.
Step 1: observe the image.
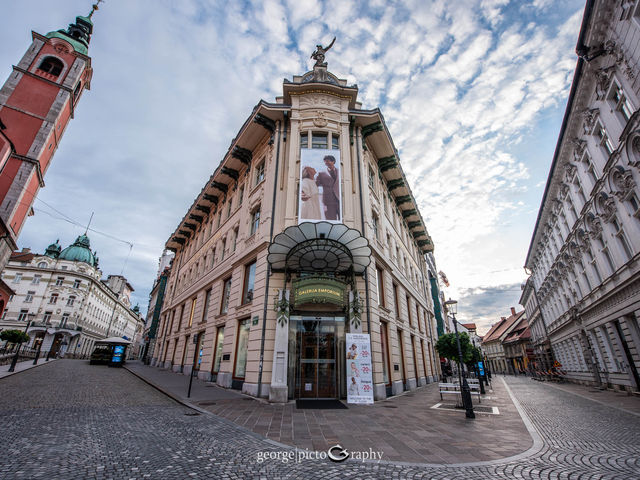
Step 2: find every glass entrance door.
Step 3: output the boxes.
[292,316,342,399]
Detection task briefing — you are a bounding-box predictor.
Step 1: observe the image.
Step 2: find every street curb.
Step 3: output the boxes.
[0,357,58,380]
[122,365,288,449]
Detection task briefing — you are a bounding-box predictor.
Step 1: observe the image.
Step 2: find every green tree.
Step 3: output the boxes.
[0,329,30,344]
[435,332,474,364]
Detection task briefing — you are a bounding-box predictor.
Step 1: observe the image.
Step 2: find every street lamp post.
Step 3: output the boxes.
[444,298,475,419]
[8,313,34,373]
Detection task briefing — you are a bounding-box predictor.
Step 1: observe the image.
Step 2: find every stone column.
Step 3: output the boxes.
[269,289,290,402]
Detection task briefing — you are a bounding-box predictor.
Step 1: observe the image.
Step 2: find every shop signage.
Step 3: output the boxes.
[293,278,346,307]
[478,361,485,376]
[346,333,374,405]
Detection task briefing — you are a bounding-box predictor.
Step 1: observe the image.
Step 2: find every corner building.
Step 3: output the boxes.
[152,60,440,402]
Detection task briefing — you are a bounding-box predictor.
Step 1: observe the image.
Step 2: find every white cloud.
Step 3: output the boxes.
[0,0,585,319]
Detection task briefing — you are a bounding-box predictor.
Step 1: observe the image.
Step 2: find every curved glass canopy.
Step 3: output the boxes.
[267,222,371,274]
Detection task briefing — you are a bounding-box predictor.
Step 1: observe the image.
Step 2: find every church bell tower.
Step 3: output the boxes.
[0,8,97,270]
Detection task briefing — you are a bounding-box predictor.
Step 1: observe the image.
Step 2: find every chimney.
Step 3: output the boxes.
[510,307,516,316]
[501,317,506,321]
[21,247,30,253]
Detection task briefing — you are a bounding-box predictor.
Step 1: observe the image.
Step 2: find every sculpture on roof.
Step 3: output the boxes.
[311,37,336,67]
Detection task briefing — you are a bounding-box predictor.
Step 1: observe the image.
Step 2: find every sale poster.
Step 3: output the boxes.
[346,333,374,404]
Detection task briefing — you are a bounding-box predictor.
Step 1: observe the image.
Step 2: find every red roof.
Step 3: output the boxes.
[10,251,34,262]
[482,310,524,344]
[461,323,477,330]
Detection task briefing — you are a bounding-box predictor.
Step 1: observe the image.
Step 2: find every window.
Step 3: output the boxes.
[372,213,378,239]
[380,322,391,385]
[61,313,70,327]
[612,217,633,260]
[202,289,212,322]
[586,157,599,188]
[628,193,640,215]
[243,261,256,304]
[32,274,41,285]
[43,311,52,323]
[406,295,413,326]
[368,167,375,190]
[376,267,385,307]
[25,291,35,303]
[232,227,239,252]
[595,123,614,156]
[255,161,265,185]
[596,235,616,274]
[238,185,245,206]
[586,248,602,284]
[227,197,233,218]
[311,132,327,149]
[17,309,29,322]
[188,297,196,327]
[38,56,63,76]
[393,284,400,317]
[211,326,225,374]
[49,293,58,304]
[221,277,232,314]
[233,318,251,378]
[13,273,22,284]
[55,277,64,286]
[61,266,67,270]
[300,132,308,149]
[221,238,226,261]
[251,207,261,236]
[73,279,81,289]
[67,295,76,307]
[37,262,47,269]
[609,82,633,122]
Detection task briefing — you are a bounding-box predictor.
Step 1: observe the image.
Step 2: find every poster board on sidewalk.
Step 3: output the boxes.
[346,333,374,404]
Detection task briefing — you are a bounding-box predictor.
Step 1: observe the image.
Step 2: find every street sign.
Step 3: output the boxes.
[553,361,562,368]
[477,361,485,376]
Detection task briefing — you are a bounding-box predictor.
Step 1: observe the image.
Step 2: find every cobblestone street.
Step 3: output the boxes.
[0,360,638,479]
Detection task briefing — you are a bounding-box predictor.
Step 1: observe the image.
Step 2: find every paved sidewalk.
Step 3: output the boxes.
[125,362,532,464]
[0,357,57,379]
[125,361,244,404]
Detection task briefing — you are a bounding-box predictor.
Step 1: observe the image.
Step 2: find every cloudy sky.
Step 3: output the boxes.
[0,0,585,334]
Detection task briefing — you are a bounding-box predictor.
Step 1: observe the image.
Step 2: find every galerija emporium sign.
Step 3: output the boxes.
[292,277,346,308]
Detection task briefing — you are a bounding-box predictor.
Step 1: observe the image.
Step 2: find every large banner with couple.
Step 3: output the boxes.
[298,148,342,223]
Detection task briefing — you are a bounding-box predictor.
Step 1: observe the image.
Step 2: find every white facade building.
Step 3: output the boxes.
[0,235,144,358]
[523,0,640,391]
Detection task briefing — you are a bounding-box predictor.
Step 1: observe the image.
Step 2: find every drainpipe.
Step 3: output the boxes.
[257,115,284,399]
[354,123,372,336]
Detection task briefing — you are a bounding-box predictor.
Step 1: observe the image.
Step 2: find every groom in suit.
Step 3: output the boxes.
[316,155,340,220]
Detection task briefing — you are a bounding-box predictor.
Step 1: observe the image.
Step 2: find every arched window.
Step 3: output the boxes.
[38,56,64,77]
[37,261,47,269]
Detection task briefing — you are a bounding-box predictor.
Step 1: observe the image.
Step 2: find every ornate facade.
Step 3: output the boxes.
[0,235,143,358]
[151,58,441,402]
[523,0,640,391]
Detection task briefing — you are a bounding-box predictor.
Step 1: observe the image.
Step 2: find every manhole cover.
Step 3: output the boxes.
[198,401,217,406]
[184,412,200,416]
[383,405,398,408]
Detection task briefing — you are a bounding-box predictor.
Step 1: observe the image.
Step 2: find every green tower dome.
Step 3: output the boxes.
[44,239,62,258]
[58,234,97,267]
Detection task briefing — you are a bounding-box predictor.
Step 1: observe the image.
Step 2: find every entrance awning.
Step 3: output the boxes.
[267,222,371,274]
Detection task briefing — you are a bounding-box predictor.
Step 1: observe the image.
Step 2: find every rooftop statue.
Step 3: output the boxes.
[311,37,336,67]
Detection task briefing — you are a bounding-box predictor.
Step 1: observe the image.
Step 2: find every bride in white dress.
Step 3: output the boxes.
[300,166,323,220]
